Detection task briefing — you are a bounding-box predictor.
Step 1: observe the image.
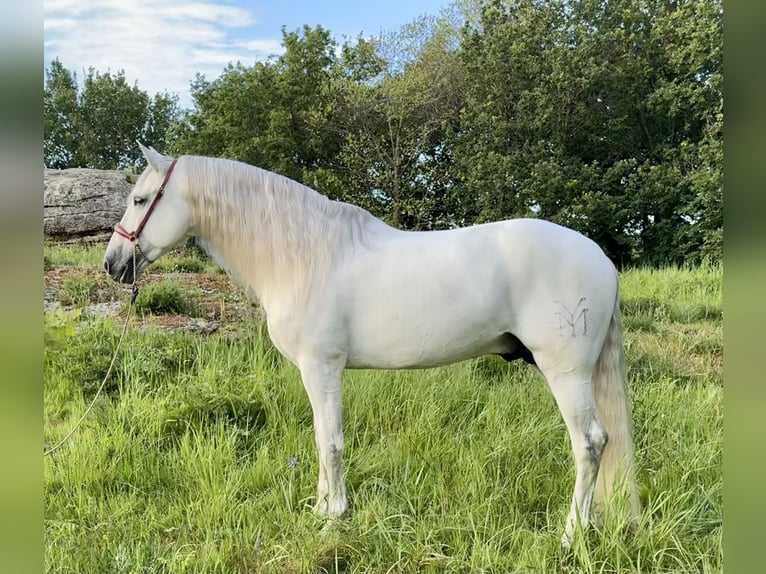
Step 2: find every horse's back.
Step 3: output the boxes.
[399,217,616,304]
[490,218,617,302]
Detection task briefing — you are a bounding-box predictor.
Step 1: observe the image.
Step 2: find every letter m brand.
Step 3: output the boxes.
[555,298,589,337]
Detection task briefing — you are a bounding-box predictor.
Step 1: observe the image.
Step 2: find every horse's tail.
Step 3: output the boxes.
[592,284,640,524]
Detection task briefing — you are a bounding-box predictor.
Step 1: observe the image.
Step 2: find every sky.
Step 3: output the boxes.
[44,0,454,109]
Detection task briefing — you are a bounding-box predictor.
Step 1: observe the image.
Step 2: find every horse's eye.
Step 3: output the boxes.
[133,197,146,206]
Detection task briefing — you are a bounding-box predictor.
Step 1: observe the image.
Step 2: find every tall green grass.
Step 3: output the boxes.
[45,241,108,269]
[44,264,722,573]
[44,241,223,275]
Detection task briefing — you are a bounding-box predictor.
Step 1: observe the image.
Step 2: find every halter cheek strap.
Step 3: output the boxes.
[114,159,178,242]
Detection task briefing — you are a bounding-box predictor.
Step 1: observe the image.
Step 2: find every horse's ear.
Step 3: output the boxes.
[138,142,174,174]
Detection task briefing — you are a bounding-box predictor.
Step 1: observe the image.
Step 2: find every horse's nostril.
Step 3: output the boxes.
[104,259,110,273]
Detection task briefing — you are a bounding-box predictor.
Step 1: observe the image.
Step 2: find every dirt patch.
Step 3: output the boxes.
[44,267,257,332]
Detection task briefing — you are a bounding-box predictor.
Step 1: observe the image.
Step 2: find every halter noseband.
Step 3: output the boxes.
[114,159,178,242]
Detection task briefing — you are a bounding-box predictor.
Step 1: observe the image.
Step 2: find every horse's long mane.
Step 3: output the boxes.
[181,155,380,303]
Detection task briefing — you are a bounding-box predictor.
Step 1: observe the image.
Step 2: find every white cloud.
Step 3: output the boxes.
[43,18,78,32]
[44,0,285,108]
[238,39,286,54]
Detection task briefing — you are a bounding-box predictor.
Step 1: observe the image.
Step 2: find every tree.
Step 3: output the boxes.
[453,0,573,226]
[173,20,467,231]
[172,26,342,184]
[144,92,182,155]
[451,0,722,266]
[43,60,182,169]
[75,68,151,169]
[44,59,79,169]
[120,0,722,265]
[330,16,464,228]
[641,0,723,263]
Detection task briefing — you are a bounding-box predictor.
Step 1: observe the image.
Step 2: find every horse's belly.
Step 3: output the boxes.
[343,283,514,369]
[345,325,510,369]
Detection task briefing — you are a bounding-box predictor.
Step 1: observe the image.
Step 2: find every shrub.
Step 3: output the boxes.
[172,256,204,273]
[133,282,191,315]
[60,276,100,306]
[152,254,206,273]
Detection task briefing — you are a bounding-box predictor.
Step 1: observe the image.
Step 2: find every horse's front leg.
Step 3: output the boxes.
[298,356,348,518]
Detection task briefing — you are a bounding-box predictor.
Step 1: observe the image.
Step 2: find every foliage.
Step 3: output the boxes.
[172,26,341,185]
[44,59,182,169]
[331,17,465,229]
[43,59,79,169]
[452,0,722,265]
[60,276,100,307]
[133,282,191,315]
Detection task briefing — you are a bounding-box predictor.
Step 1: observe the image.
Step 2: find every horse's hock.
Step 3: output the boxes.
[44,168,136,240]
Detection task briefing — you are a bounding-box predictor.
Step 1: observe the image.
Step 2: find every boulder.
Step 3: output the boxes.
[44,168,136,239]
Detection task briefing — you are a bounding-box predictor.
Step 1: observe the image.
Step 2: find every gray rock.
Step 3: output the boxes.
[85,301,123,318]
[186,319,219,334]
[44,168,136,239]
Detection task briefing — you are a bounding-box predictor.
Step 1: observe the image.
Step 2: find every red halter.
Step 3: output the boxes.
[114,159,178,242]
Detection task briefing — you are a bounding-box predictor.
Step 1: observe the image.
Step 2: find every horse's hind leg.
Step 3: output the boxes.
[298,357,348,518]
[539,363,608,547]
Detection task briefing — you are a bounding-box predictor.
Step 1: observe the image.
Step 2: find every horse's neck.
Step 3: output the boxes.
[187,166,336,308]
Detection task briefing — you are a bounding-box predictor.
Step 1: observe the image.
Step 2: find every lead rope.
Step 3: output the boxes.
[44,246,140,457]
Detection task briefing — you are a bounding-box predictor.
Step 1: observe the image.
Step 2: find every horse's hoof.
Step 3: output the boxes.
[313,496,348,519]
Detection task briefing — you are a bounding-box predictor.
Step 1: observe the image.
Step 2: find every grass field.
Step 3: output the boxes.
[43,242,722,573]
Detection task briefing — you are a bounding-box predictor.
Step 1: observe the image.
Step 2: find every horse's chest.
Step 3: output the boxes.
[264,308,341,366]
[264,313,302,365]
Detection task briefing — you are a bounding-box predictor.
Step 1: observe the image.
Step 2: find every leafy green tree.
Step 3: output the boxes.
[131,0,722,265]
[641,0,723,263]
[173,26,341,184]
[684,109,722,262]
[452,0,722,266]
[330,16,464,228]
[144,92,182,154]
[174,20,466,231]
[75,68,151,169]
[454,0,571,224]
[43,61,182,169]
[44,59,79,169]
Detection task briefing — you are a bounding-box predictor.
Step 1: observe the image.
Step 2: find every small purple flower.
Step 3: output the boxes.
[289,455,298,470]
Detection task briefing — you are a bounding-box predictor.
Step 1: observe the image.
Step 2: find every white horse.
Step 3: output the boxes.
[105,144,640,546]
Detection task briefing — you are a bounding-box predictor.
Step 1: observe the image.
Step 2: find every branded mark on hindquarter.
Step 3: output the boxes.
[554,297,589,337]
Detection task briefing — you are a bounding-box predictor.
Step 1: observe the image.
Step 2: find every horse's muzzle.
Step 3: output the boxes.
[103,253,137,284]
